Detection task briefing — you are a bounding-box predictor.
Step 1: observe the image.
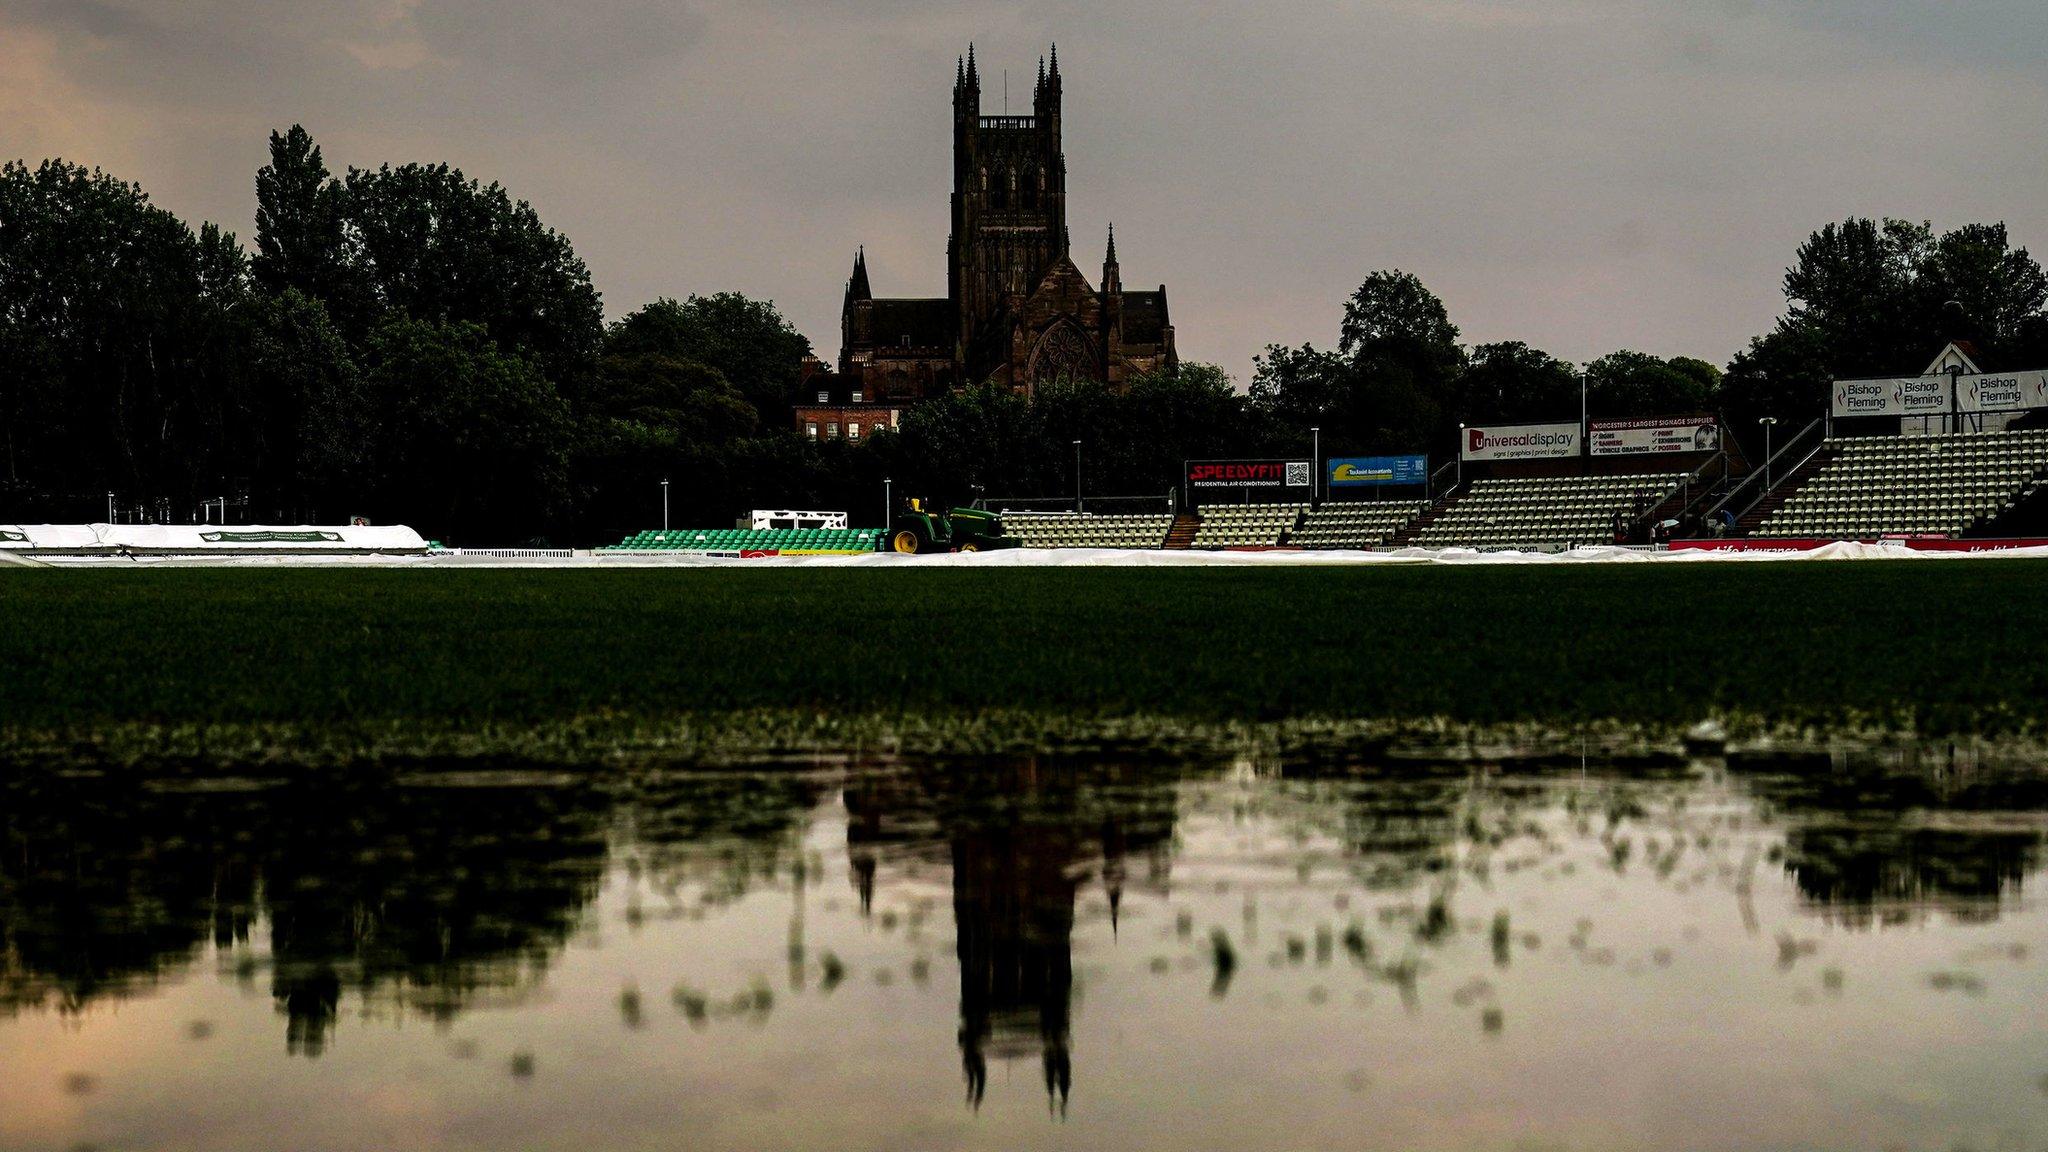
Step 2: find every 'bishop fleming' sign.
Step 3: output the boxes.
[1833,371,2048,418]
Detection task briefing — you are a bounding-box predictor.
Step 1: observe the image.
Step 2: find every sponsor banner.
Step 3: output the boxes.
[1958,371,2048,413]
[1461,422,1581,462]
[1186,459,1312,490]
[1328,455,1428,487]
[1672,538,2048,553]
[1590,416,1719,457]
[1832,376,1950,418]
[1832,370,2048,417]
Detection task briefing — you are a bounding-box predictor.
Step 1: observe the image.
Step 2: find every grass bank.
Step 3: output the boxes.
[2,563,2044,763]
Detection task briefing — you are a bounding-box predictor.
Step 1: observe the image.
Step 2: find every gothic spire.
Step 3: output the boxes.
[966,42,978,86]
[1049,42,1058,78]
[1104,223,1117,266]
[846,246,870,303]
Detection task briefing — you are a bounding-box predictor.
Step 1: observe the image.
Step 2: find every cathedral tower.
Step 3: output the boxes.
[950,44,1070,379]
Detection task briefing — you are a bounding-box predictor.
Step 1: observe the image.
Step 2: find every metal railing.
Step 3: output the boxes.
[450,548,575,559]
[1427,458,1460,502]
[984,491,1178,516]
[1705,417,1826,524]
[1665,452,1735,524]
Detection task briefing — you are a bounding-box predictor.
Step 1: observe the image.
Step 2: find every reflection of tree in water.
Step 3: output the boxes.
[0,775,261,1015]
[843,757,1179,1112]
[619,770,828,910]
[261,779,611,1056]
[1279,761,1472,887]
[0,766,829,1050]
[1734,752,2048,926]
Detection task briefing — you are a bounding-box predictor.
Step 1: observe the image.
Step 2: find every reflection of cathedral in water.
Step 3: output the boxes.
[842,758,1177,1110]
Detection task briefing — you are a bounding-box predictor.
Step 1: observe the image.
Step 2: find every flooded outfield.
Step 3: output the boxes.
[3,753,2046,1151]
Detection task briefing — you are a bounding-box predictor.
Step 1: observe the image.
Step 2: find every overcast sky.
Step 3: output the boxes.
[6,0,2047,380]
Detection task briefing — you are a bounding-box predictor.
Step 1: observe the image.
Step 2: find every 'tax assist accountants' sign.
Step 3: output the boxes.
[1832,371,2048,417]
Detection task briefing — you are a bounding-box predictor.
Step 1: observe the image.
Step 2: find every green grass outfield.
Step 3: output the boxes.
[2,562,2044,761]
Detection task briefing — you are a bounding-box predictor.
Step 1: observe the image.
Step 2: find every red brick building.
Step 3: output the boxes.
[798,45,1177,437]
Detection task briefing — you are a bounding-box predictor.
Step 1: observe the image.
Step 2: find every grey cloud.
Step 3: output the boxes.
[6,0,2047,380]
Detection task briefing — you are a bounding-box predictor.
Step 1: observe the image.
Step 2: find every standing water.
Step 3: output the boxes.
[2,752,2045,1151]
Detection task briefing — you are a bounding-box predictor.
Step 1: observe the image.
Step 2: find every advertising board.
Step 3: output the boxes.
[1185,459,1312,505]
[1830,371,2048,418]
[1327,455,1428,487]
[1461,423,1580,462]
[1589,416,1719,456]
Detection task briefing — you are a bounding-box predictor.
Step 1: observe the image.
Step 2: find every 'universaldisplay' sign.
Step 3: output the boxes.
[1461,422,1580,462]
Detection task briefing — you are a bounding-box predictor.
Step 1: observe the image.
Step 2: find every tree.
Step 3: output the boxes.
[253,126,353,309]
[1721,325,1833,440]
[238,290,371,520]
[1916,223,2048,359]
[603,294,811,428]
[1585,350,1719,419]
[1250,344,1349,428]
[1337,272,1467,454]
[0,159,236,512]
[1727,217,2048,431]
[1339,270,1461,367]
[1779,217,1930,377]
[1460,342,1580,424]
[341,161,604,389]
[360,318,572,542]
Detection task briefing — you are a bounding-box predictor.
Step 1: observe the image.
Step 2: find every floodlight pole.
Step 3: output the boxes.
[1311,426,1321,505]
[1073,440,1083,515]
[661,478,670,531]
[106,491,115,524]
[1456,424,1466,491]
[884,478,892,533]
[1759,416,1779,491]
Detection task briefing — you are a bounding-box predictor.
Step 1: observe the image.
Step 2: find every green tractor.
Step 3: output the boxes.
[887,499,1020,554]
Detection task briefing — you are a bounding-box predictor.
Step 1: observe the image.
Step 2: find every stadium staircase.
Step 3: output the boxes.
[1734,447,1834,536]
[1637,456,1732,533]
[1384,492,1462,548]
[1163,514,1201,550]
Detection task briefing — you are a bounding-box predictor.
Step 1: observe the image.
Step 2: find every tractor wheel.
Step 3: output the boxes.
[891,529,924,554]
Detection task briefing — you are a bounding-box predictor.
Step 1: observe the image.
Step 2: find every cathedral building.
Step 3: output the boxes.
[796,46,1178,439]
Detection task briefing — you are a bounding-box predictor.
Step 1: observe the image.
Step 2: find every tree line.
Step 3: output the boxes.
[5,126,2046,543]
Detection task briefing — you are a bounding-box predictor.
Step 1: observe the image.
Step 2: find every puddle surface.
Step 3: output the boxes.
[3,753,2046,1151]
